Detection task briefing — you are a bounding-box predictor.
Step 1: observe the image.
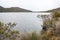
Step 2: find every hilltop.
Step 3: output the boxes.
[0,6,32,12]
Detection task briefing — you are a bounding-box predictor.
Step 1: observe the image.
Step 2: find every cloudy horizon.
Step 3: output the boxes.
[0,0,60,11]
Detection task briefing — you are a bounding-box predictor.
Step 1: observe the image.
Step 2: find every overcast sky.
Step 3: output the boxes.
[0,0,60,11]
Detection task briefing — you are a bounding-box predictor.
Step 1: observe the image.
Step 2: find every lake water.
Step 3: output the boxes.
[0,12,50,33]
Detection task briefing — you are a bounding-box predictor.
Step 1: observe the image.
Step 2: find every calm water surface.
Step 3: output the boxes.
[0,12,50,33]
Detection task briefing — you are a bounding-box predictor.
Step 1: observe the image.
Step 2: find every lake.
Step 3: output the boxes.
[0,12,50,33]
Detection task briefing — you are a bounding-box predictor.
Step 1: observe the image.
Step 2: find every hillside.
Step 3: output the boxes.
[46,7,60,12]
[0,6,32,12]
[38,7,60,13]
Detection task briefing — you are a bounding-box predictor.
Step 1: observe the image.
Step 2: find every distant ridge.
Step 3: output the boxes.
[0,6,32,12]
[45,7,60,12]
[39,7,60,13]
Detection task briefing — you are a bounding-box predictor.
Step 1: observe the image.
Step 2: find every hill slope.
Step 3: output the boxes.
[0,6,32,12]
[46,7,60,12]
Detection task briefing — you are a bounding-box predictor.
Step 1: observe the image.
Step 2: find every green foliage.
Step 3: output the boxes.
[0,21,20,40]
[40,12,60,40]
[52,12,60,18]
[37,12,60,40]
